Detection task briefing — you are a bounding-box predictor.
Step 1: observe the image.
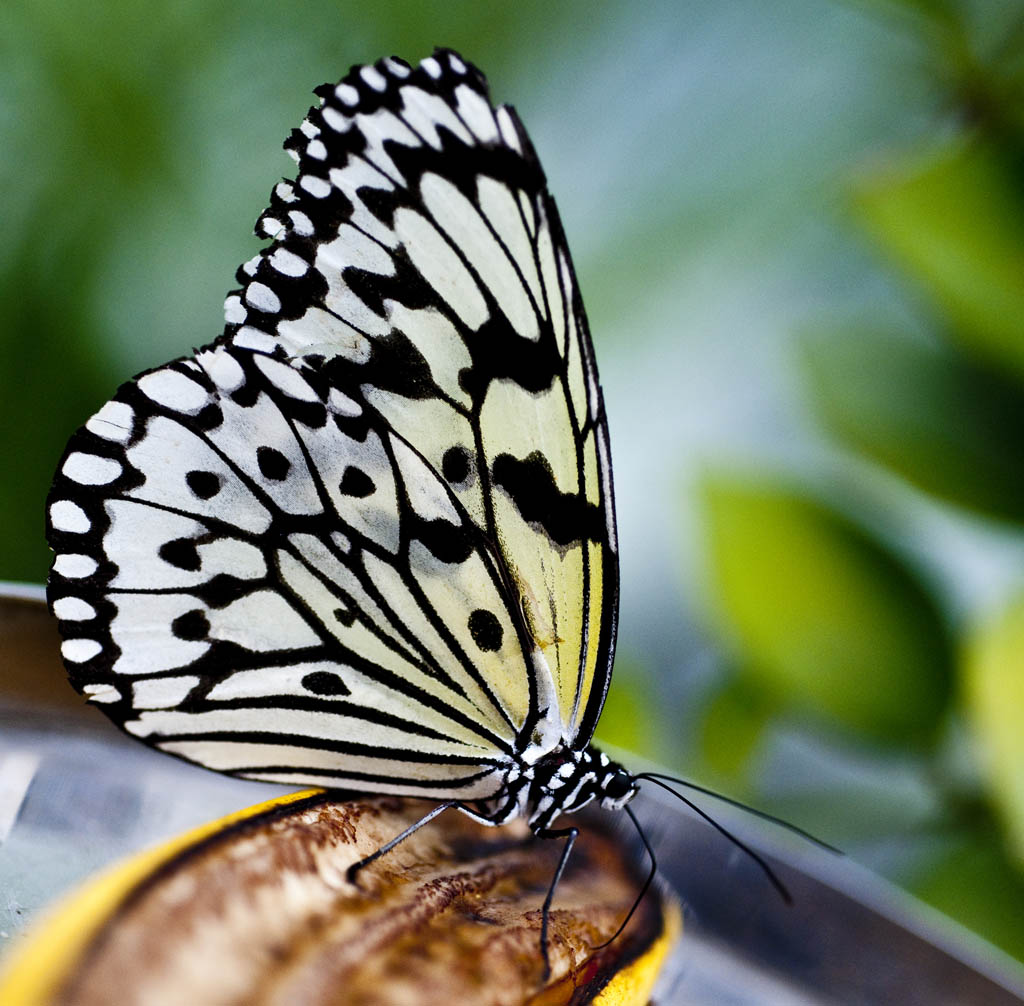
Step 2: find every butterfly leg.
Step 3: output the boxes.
[533,824,580,983]
[346,800,458,886]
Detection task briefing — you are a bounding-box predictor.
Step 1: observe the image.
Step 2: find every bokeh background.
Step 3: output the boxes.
[3,0,1023,965]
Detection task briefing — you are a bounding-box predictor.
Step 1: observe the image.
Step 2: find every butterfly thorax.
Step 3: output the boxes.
[463,745,637,833]
[525,745,637,832]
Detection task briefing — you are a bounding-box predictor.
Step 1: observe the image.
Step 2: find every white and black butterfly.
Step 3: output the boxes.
[46,48,805,970]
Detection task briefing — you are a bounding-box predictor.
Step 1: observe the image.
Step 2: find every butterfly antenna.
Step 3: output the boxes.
[637,771,841,854]
[639,775,793,905]
[592,803,658,951]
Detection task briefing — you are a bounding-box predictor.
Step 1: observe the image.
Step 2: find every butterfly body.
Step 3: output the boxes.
[458,744,637,832]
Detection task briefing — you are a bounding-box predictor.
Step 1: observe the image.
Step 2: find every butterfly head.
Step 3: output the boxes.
[596,760,639,812]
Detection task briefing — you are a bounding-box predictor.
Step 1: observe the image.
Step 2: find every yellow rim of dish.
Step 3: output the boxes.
[593,895,682,1006]
[0,788,323,1006]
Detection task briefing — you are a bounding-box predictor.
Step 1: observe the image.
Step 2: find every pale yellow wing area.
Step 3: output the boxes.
[217,51,619,745]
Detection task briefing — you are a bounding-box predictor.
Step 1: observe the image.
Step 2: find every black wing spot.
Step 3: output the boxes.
[442,446,471,484]
[231,381,260,408]
[458,364,485,399]
[186,470,221,500]
[171,609,210,641]
[492,451,603,546]
[195,403,224,431]
[339,466,375,498]
[158,538,201,571]
[357,330,437,399]
[257,446,291,481]
[301,671,351,696]
[417,518,474,563]
[333,606,355,627]
[287,399,328,429]
[468,608,503,652]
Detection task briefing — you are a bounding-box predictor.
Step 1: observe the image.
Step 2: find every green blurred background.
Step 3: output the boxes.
[3,0,1023,964]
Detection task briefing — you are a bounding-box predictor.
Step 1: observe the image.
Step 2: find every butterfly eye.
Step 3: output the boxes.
[603,770,635,802]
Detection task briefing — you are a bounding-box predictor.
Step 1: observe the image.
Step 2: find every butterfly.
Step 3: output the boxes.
[46,47,804,974]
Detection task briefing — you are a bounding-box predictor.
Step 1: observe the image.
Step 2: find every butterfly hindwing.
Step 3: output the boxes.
[46,49,618,797]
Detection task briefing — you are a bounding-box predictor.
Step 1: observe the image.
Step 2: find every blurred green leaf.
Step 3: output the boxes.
[700,475,954,744]
[911,828,1024,963]
[856,140,1024,382]
[963,595,1024,864]
[0,220,115,582]
[594,654,658,759]
[853,0,960,29]
[698,677,775,786]
[802,328,1024,523]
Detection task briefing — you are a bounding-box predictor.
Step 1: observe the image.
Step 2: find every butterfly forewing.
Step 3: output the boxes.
[46,49,618,799]
[245,50,620,744]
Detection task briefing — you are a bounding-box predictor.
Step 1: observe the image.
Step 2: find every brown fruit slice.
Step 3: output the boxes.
[0,790,678,1005]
